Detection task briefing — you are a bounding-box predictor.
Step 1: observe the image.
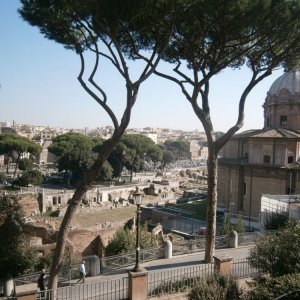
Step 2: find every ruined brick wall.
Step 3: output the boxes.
[18,193,40,216]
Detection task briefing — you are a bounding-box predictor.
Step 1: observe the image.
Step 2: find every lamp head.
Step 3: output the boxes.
[132,186,142,205]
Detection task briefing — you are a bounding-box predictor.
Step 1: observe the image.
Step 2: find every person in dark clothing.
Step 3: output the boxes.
[37,269,46,299]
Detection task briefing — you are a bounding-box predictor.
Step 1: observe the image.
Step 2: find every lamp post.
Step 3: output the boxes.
[229,202,235,226]
[132,187,142,272]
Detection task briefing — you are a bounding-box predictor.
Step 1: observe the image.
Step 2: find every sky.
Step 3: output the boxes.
[0,1,284,133]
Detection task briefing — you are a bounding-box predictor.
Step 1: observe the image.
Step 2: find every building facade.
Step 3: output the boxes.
[218,69,300,222]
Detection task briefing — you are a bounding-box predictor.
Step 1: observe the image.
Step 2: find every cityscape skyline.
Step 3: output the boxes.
[1,0,284,133]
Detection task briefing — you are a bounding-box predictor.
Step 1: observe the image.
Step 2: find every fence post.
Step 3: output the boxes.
[15,283,37,300]
[128,268,148,300]
[213,255,233,276]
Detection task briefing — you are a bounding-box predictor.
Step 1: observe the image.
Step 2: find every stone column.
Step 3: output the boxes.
[128,269,148,300]
[164,239,172,259]
[3,278,14,297]
[89,255,101,276]
[229,230,238,248]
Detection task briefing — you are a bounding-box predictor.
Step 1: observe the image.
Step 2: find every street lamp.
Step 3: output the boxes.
[132,187,142,272]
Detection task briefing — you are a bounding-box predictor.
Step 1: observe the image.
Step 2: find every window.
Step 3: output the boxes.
[280,115,287,126]
[58,197,61,204]
[53,197,57,205]
[266,117,270,127]
[263,155,271,164]
[288,156,294,164]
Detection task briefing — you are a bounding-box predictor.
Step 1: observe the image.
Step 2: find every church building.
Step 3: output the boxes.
[218,69,300,224]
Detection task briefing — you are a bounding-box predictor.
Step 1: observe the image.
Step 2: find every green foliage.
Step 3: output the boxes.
[163,140,190,159]
[234,215,245,233]
[140,223,156,249]
[0,195,37,278]
[49,133,107,183]
[0,173,5,182]
[220,215,245,235]
[152,277,193,295]
[249,223,300,277]
[96,160,113,181]
[220,215,231,236]
[187,275,242,300]
[16,170,44,186]
[105,223,155,256]
[107,134,163,180]
[172,200,207,221]
[18,158,34,171]
[34,253,53,271]
[0,134,42,158]
[121,134,163,172]
[245,273,300,300]
[264,211,292,230]
[105,228,135,256]
[0,134,42,175]
[161,150,175,168]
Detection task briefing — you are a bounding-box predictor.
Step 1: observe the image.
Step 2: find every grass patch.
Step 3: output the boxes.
[170,200,207,220]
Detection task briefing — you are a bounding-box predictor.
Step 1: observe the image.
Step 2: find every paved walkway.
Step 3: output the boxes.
[65,245,254,286]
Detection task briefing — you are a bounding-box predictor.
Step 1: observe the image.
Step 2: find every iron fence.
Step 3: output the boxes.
[148,257,258,297]
[148,263,214,297]
[172,235,227,257]
[238,230,278,246]
[16,258,259,300]
[37,276,129,300]
[232,258,259,278]
[101,247,163,274]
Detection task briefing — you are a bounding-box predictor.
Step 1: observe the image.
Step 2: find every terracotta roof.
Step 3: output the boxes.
[233,128,300,139]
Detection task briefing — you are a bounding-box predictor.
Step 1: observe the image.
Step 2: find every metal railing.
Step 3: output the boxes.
[16,258,259,300]
[101,247,163,274]
[148,263,214,297]
[37,276,129,300]
[232,258,259,278]
[238,230,278,246]
[148,257,258,297]
[172,235,228,257]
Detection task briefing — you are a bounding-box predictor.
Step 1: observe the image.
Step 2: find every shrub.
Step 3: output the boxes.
[0,195,37,278]
[105,228,135,256]
[220,215,245,235]
[264,211,292,230]
[244,273,300,300]
[16,170,44,186]
[151,277,192,295]
[249,223,300,277]
[105,223,156,256]
[187,275,242,300]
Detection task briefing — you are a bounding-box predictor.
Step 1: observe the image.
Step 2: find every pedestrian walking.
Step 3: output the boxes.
[77,260,86,284]
[37,269,46,299]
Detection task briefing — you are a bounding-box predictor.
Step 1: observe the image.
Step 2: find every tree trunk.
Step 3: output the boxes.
[130,165,133,183]
[47,187,86,296]
[204,149,218,263]
[13,153,21,178]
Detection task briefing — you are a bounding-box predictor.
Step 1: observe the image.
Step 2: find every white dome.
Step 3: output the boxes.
[268,69,300,96]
